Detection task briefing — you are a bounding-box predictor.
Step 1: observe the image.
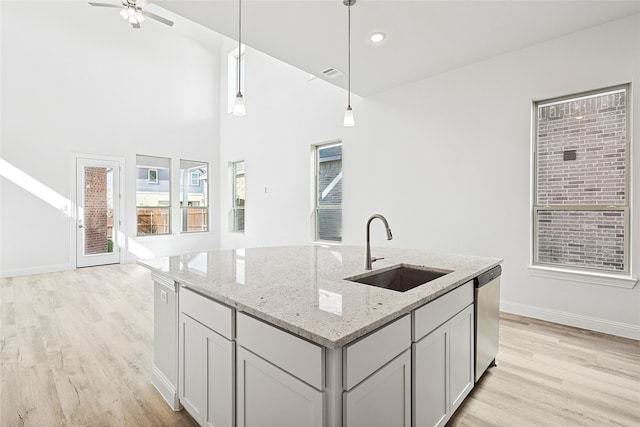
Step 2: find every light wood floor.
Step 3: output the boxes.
[1,264,638,427]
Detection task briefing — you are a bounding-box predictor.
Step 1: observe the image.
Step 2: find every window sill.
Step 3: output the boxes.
[527,265,637,289]
[311,241,342,247]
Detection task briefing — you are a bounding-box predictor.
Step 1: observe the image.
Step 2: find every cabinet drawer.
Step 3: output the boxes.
[180,287,234,340]
[343,315,411,390]
[236,312,324,390]
[413,281,473,342]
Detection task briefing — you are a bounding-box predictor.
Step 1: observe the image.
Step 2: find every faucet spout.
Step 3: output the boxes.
[365,214,393,270]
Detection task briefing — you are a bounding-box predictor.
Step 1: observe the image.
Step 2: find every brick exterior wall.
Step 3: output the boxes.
[536,90,627,271]
[84,167,109,255]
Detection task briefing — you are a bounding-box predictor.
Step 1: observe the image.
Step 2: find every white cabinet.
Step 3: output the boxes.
[414,304,474,427]
[236,313,324,427]
[179,288,234,427]
[342,315,412,427]
[449,305,474,411]
[237,313,324,427]
[236,346,323,427]
[151,273,180,410]
[180,313,204,418]
[344,349,411,427]
[413,322,448,427]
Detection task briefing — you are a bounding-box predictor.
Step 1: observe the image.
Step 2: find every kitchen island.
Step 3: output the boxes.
[139,245,501,427]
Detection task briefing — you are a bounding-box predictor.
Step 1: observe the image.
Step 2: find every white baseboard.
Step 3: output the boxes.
[501,300,640,340]
[0,263,73,279]
[151,365,181,411]
[122,255,138,264]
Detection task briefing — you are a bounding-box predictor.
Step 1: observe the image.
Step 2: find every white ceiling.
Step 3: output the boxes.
[156,1,640,96]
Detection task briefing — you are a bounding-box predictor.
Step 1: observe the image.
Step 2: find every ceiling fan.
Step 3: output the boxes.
[88,0,174,29]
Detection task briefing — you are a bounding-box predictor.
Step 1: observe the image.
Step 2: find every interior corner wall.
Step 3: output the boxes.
[340,13,639,338]
[0,1,221,277]
[218,14,639,338]
[218,40,347,249]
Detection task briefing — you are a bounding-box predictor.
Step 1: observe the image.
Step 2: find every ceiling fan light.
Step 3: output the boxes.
[127,6,136,17]
[128,16,138,25]
[136,12,145,22]
[343,106,355,127]
[120,9,128,20]
[233,93,246,116]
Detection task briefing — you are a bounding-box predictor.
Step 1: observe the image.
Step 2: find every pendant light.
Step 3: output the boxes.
[343,0,356,127]
[233,0,246,117]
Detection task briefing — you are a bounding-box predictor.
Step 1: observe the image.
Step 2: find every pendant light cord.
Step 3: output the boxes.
[347,3,351,108]
[238,0,242,95]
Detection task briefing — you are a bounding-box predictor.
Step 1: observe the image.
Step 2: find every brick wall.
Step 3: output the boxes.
[536,90,627,271]
[84,167,109,255]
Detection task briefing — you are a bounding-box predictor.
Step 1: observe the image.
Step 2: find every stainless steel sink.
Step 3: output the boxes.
[346,264,452,292]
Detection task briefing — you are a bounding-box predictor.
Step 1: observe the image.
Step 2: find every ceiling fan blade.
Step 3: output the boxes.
[142,10,174,27]
[132,22,141,29]
[88,2,122,9]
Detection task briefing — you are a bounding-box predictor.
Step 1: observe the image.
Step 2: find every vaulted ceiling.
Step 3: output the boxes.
[156,1,640,96]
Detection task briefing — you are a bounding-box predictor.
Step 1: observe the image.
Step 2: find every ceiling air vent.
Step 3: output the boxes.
[321,67,344,78]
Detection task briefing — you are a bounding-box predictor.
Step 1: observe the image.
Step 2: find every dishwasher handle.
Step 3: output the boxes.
[475,265,502,288]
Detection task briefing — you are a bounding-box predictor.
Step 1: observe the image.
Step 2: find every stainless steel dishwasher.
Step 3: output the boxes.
[474,265,501,382]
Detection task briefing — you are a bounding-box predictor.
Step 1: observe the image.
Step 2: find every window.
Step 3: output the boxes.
[148,169,158,184]
[136,155,171,235]
[533,85,630,274]
[314,142,342,242]
[231,161,245,232]
[180,160,209,233]
[190,171,200,186]
[227,47,245,114]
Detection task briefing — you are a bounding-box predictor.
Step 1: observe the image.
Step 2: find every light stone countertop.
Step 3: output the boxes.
[138,245,501,349]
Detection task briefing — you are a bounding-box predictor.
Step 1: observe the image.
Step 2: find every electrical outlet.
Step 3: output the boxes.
[160,290,168,304]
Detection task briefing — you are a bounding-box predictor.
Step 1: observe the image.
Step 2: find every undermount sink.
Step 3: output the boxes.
[346,264,453,292]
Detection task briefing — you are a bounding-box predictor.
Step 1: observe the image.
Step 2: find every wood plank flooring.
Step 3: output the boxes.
[1,263,639,426]
[0,264,197,427]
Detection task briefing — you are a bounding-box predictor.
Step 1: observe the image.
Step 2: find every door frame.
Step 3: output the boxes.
[70,153,126,268]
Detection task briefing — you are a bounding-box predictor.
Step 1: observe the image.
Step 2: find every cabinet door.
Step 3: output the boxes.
[152,278,180,410]
[344,349,411,427]
[237,346,323,427]
[414,322,449,427]
[449,305,474,412]
[179,314,204,421]
[204,328,234,427]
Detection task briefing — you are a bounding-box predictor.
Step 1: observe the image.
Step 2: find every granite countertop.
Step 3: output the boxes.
[138,245,501,349]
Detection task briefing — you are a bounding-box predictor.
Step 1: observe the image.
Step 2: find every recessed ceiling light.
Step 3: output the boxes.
[370,32,386,43]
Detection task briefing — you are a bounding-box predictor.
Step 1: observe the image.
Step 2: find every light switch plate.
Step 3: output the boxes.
[160,289,168,304]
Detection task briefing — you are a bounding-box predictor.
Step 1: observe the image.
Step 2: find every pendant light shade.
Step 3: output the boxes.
[233,0,246,117]
[343,0,356,127]
[343,106,355,127]
[234,92,246,116]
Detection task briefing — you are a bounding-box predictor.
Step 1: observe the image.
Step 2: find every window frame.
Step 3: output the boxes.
[180,159,209,234]
[531,84,631,276]
[313,141,343,243]
[190,171,200,187]
[231,160,245,233]
[148,169,158,184]
[227,46,246,114]
[136,155,171,236]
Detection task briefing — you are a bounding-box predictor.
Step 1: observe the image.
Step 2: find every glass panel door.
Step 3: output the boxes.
[76,158,120,267]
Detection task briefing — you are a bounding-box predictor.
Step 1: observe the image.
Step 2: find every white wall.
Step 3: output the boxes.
[2,2,637,338]
[218,40,347,249]
[0,2,221,276]
[218,15,640,338]
[347,13,640,338]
